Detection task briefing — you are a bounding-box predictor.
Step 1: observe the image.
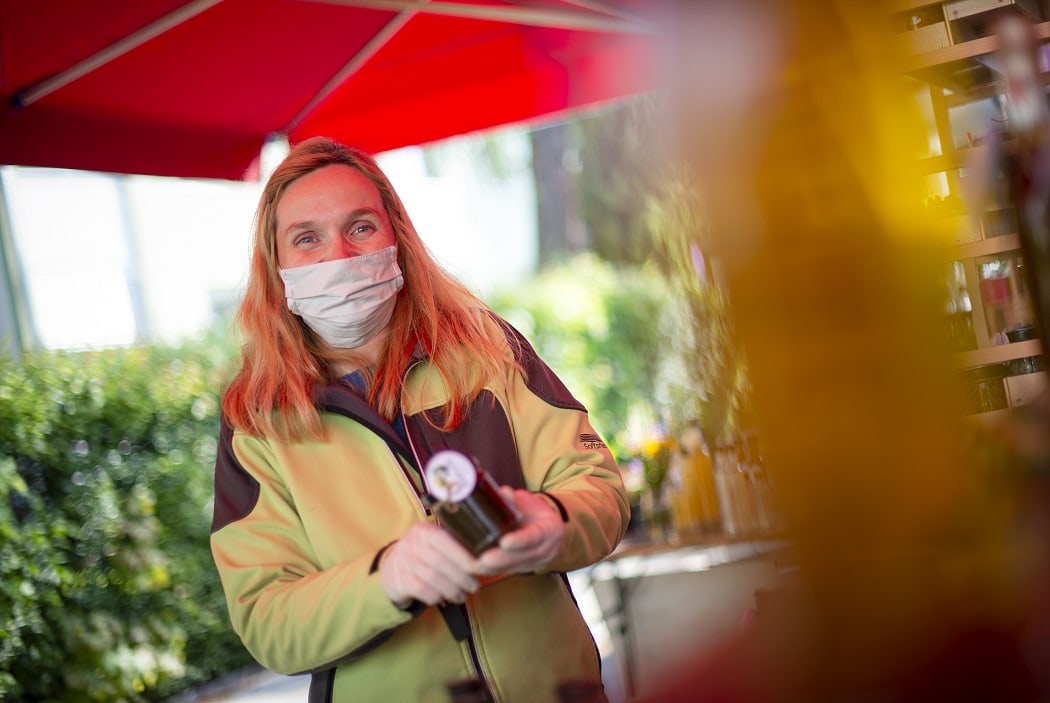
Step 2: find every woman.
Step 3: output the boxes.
[210,137,629,702]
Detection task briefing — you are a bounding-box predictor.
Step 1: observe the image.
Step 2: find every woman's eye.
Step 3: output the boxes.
[294,233,318,246]
[349,223,376,237]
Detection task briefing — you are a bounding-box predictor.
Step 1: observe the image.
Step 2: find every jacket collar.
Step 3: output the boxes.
[309,342,430,458]
[311,381,410,459]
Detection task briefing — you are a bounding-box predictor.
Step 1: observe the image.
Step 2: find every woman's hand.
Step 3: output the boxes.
[380,521,479,608]
[476,488,565,576]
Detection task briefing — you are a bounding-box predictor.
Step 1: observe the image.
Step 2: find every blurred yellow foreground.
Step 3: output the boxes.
[641,1,1050,700]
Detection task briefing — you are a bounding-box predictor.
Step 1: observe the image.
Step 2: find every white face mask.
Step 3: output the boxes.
[280,246,404,349]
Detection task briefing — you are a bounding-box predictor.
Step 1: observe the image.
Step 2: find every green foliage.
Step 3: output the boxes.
[0,456,71,700]
[0,336,253,702]
[489,254,673,458]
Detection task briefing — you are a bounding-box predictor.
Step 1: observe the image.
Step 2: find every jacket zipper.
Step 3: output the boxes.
[462,600,496,702]
[400,374,496,702]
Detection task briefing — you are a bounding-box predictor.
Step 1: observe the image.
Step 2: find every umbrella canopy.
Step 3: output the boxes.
[0,0,662,180]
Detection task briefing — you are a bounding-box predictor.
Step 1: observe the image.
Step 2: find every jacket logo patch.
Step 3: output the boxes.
[578,433,607,450]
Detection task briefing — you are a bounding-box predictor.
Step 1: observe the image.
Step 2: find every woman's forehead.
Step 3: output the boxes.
[276,165,385,224]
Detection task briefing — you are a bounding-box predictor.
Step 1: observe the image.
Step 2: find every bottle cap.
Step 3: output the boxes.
[425,450,477,503]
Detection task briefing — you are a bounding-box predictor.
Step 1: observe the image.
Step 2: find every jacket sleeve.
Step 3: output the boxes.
[498,324,631,573]
[209,421,417,675]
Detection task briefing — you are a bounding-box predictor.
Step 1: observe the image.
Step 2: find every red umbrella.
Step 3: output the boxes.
[0,0,662,180]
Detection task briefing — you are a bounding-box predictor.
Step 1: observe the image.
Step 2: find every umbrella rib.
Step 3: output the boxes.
[282,8,419,135]
[556,0,647,24]
[308,0,656,34]
[14,0,224,108]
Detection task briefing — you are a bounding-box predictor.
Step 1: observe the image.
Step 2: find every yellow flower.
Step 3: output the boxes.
[638,438,673,491]
[641,438,665,458]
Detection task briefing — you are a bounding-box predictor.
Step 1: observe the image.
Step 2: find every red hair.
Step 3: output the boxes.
[222,137,519,441]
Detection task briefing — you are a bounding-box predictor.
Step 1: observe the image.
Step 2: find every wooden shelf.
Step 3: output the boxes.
[902,18,1050,90]
[906,19,1050,75]
[945,232,1020,259]
[943,72,1050,107]
[952,338,1042,368]
[908,32,998,71]
[963,407,1013,422]
[900,3,1048,389]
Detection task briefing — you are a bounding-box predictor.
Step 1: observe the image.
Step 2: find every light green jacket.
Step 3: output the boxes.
[211,323,629,702]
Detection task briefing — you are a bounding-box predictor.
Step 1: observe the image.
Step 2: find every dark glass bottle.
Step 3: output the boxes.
[425,450,521,555]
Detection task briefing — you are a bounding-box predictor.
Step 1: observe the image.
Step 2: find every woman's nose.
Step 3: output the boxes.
[322,235,358,261]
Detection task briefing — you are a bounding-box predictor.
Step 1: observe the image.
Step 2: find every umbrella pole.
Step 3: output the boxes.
[0,173,34,357]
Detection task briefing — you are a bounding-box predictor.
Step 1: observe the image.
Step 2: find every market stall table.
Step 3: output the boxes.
[569,534,791,700]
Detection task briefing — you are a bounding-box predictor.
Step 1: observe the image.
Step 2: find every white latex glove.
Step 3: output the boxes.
[475,488,565,575]
[379,521,480,608]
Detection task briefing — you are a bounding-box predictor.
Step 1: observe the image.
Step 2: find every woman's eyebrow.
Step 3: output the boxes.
[281,220,319,243]
[345,207,382,221]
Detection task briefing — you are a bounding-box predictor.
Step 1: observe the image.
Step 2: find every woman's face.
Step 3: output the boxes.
[275,164,396,270]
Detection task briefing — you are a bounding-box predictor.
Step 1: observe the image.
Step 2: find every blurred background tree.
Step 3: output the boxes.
[530,97,661,268]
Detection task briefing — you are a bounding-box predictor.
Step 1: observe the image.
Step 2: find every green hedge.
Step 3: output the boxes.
[0,339,253,702]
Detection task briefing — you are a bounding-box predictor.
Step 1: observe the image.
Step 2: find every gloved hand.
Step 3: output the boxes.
[475,488,565,575]
[379,521,480,608]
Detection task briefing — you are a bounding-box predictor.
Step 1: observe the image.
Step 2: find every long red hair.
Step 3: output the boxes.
[222,137,519,441]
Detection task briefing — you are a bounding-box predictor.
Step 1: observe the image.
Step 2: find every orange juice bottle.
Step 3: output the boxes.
[680,425,721,536]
